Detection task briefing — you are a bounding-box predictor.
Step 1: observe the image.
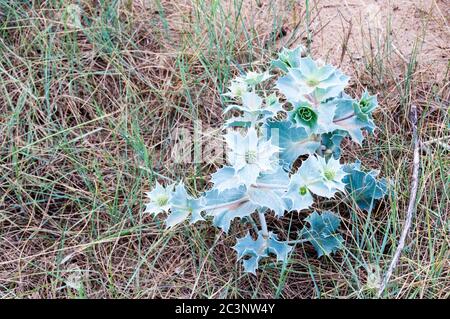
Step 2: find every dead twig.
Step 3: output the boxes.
[378,104,421,297]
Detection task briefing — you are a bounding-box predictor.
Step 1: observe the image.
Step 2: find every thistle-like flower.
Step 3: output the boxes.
[223,78,248,99]
[312,155,347,198]
[225,127,280,185]
[276,56,349,103]
[285,155,347,207]
[144,181,174,215]
[224,92,281,125]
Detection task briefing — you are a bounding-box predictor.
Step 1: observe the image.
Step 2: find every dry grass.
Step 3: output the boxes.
[0,0,449,298]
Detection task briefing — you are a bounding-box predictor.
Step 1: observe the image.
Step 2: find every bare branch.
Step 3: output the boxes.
[378,104,421,297]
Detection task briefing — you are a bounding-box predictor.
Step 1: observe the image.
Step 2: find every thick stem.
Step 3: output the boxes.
[258,211,269,238]
[285,238,309,244]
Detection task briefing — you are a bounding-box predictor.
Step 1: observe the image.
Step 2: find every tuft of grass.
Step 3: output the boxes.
[0,0,448,298]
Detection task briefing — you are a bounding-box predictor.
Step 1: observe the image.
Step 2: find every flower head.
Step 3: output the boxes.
[223,78,248,99]
[288,101,338,135]
[166,182,205,228]
[285,155,347,206]
[353,90,378,123]
[144,181,174,215]
[276,56,349,103]
[225,127,280,185]
[313,156,347,197]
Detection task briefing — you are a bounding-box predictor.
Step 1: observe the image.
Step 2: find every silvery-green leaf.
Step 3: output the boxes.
[210,166,243,192]
[242,71,272,86]
[267,233,293,262]
[312,70,349,102]
[166,183,204,228]
[224,92,280,126]
[233,230,293,274]
[331,97,370,145]
[264,93,283,115]
[263,120,320,169]
[248,187,287,217]
[234,231,267,259]
[250,168,290,217]
[271,45,304,72]
[300,211,343,257]
[317,130,347,159]
[276,69,312,102]
[343,163,387,212]
[223,79,248,99]
[224,115,254,128]
[203,186,257,233]
[255,167,290,188]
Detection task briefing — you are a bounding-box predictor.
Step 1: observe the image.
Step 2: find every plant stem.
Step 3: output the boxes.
[285,238,309,244]
[333,112,356,123]
[258,211,269,238]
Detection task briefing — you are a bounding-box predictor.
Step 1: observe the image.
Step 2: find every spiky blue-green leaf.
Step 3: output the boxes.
[300,211,343,257]
[203,186,257,233]
[263,120,320,169]
[223,79,248,99]
[210,166,242,192]
[264,93,283,116]
[224,92,281,126]
[343,163,387,212]
[247,168,290,217]
[271,45,304,72]
[233,231,293,274]
[224,114,253,128]
[317,130,347,159]
[331,97,368,144]
[166,183,204,228]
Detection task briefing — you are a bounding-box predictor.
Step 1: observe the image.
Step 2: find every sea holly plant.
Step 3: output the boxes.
[144,46,388,274]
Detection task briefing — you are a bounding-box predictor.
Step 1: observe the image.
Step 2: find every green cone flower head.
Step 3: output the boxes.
[290,101,318,128]
[353,90,378,122]
[288,101,338,135]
